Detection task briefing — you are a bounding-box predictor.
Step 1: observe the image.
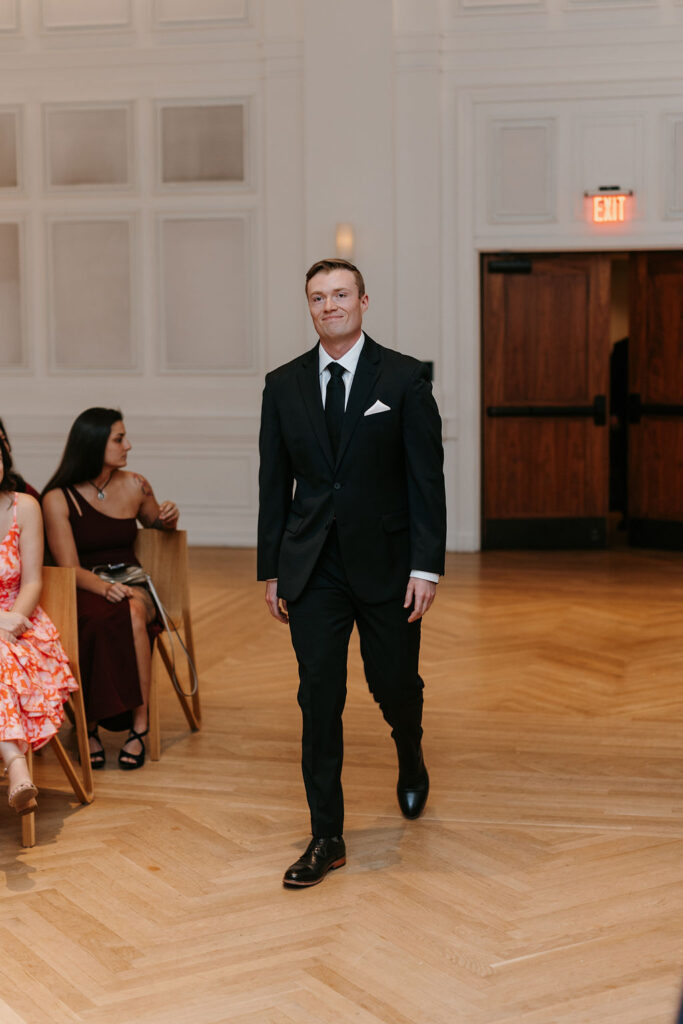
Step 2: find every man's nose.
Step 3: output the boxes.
[323,295,337,310]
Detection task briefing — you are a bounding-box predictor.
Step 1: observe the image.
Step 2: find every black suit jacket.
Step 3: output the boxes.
[257,334,446,604]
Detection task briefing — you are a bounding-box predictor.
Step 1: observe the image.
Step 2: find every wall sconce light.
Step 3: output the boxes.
[335,223,355,260]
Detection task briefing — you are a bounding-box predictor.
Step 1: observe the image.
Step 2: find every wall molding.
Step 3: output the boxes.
[152,0,252,30]
[0,0,18,33]
[487,116,557,223]
[39,0,133,31]
[155,208,259,375]
[154,96,252,194]
[663,113,683,219]
[43,101,135,193]
[0,215,26,371]
[45,212,140,375]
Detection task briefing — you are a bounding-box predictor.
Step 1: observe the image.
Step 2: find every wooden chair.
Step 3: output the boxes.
[134,529,201,760]
[20,566,94,848]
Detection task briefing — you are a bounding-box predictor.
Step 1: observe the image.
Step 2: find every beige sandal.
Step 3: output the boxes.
[5,753,38,815]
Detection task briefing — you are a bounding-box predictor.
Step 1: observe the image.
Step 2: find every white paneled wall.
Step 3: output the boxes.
[0,0,269,545]
[3,0,683,548]
[396,0,683,548]
[158,214,254,372]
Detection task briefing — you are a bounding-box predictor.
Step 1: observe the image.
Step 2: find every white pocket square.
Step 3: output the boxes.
[364,399,391,416]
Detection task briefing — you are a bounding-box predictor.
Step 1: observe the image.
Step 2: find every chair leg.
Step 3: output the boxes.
[21,812,35,848]
[21,748,35,848]
[148,646,161,762]
[50,736,90,804]
[68,671,94,802]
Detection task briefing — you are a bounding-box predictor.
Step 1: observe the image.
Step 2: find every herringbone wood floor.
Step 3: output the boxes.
[1,547,683,1024]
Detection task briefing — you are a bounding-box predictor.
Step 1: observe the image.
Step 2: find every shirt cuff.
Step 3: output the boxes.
[410,570,439,583]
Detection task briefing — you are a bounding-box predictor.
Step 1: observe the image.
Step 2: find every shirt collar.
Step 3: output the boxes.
[319,332,365,377]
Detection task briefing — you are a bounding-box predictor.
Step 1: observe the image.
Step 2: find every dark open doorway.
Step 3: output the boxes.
[481,250,683,550]
[608,255,629,539]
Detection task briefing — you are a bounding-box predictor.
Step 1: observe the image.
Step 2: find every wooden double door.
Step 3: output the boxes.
[482,251,683,549]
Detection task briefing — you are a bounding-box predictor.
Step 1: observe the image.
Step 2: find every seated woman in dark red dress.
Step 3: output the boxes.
[42,408,179,771]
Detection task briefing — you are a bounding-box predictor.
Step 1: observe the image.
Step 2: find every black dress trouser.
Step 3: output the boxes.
[286,526,424,837]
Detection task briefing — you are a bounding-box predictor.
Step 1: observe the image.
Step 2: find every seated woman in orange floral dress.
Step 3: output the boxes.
[0,437,77,814]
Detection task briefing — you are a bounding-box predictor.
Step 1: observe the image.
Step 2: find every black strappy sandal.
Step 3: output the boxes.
[87,727,106,770]
[118,727,149,771]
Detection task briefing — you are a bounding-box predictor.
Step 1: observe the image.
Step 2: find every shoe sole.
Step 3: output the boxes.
[15,798,38,816]
[9,786,38,815]
[282,857,346,888]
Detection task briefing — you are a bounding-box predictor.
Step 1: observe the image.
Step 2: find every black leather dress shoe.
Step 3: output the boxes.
[283,835,346,888]
[397,752,429,819]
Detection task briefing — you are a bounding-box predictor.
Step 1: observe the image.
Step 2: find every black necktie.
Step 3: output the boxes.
[325,362,345,458]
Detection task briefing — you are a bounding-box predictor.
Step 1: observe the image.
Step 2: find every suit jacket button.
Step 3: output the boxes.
[333,482,341,490]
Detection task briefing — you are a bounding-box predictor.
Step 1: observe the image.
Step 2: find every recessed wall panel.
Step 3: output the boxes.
[160,216,252,372]
[489,119,555,223]
[459,0,542,7]
[160,103,244,185]
[0,0,17,31]
[153,0,248,25]
[564,0,654,7]
[0,111,18,188]
[579,116,639,195]
[40,0,131,29]
[50,219,134,371]
[46,106,130,188]
[0,223,22,367]
[665,117,683,219]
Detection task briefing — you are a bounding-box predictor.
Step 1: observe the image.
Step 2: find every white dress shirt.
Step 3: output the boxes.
[319,334,438,586]
[319,332,365,408]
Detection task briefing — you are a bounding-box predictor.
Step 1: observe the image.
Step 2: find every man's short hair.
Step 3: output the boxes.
[305,258,365,299]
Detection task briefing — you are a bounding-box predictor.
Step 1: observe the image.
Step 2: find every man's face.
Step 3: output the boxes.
[306,269,369,346]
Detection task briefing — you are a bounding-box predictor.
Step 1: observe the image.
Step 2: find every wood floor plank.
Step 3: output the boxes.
[1,547,683,1022]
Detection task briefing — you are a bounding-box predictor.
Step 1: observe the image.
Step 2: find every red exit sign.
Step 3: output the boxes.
[586,190,633,224]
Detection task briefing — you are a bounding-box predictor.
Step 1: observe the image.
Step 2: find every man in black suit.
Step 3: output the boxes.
[258,258,446,888]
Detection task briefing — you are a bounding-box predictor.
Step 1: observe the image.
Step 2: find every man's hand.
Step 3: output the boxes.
[265,580,288,624]
[404,578,437,623]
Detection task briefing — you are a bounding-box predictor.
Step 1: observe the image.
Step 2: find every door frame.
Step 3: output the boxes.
[478,248,678,549]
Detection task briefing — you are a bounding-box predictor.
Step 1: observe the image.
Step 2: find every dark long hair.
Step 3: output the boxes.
[42,407,122,496]
[0,418,20,493]
[0,432,17,494]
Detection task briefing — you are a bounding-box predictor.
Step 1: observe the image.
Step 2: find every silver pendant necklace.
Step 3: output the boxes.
[90,472,114,500]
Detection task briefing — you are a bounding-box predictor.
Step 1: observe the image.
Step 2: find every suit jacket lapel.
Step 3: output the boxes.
[335,335,381,468]
[297,343,335,469]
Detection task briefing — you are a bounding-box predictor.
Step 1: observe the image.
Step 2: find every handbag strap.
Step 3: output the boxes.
[144,575,199,699]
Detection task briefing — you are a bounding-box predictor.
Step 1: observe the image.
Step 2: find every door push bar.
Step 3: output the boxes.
[486,395,606,426]
[627,393,683,424]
